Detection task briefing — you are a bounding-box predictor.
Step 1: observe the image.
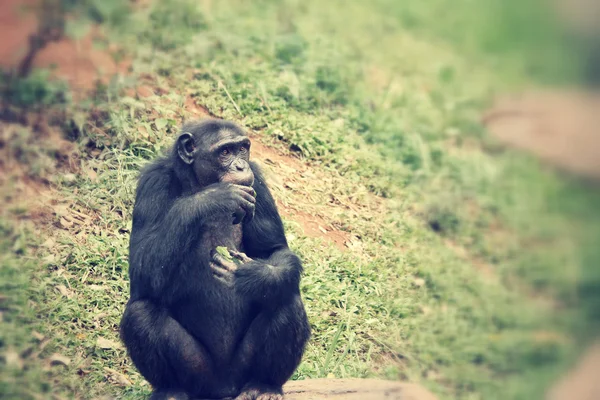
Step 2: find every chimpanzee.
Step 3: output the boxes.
[120,119,311,400]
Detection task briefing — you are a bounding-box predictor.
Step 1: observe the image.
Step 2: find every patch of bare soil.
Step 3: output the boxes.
[0,120,76,227]
[0,172,55,225]
[483,90,600,180]
[547,342,600,400]
[0,0,130,94]
[249,137,352,250]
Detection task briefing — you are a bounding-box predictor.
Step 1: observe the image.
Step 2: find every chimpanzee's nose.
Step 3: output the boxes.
[235,160,247,171]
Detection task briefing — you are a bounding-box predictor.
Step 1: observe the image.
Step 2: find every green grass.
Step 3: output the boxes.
[2,0,600,399]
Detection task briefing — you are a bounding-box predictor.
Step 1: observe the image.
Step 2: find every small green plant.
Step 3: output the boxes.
[1,69,69,109]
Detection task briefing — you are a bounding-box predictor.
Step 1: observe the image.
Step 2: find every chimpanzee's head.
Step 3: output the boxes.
[176,119,254,188]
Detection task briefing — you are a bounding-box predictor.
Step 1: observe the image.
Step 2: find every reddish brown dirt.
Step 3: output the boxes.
[0,0,37,65]
[0,0,130,94]
[0,120,76,226]
[248,136,351,250]
[184,96,213,117]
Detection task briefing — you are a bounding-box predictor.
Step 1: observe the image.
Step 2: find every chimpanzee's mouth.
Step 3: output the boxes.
[221,172,254,187]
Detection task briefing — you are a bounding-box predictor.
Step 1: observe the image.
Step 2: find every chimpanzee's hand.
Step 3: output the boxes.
[198,183,256,224]
[230,250,253,263]
[232,258,279,302]
[211,250,254,287]
[210,252,238,286]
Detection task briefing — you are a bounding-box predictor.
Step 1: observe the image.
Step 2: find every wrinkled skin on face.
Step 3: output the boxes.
[177,127,254,189]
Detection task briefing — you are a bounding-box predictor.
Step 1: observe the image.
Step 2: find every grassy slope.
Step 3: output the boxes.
[2,0,600,399]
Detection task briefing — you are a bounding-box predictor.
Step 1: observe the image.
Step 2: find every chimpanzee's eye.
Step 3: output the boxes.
[221,148,230,157]
[239,146,247,154]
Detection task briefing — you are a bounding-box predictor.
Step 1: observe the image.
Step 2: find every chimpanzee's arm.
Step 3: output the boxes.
[129,160,256,300]
[238,162,303,306]
[128,161,209,299]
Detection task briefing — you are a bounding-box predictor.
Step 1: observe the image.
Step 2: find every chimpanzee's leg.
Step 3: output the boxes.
[232,295,311,400]
[120,300,219,400]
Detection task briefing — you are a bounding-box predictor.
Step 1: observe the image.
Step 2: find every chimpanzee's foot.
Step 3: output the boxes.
[150,389,190,400]
[234,383,283,400]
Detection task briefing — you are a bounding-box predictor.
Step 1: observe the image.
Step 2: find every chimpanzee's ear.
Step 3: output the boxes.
[177,132,196,165]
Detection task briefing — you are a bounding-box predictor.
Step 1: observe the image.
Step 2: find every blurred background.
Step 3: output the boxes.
[1,0,599,399]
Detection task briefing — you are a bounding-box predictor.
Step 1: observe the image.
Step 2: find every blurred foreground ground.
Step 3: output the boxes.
[485,91,600,180]
[486,88,600,400]
[2,0,600,399]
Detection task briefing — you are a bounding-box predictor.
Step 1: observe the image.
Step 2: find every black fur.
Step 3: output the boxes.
[120,120,310,400]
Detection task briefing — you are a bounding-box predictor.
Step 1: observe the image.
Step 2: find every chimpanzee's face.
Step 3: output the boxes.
[177,125,254,188]
[207,129,254,186]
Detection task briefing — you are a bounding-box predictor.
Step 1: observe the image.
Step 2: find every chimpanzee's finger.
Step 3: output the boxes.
[234,185,256,198]
[232,208,245,225]
[242,202,255,223]
[230,250,253,263]
[235,188,256,203]
[212,272,234,287]
[212,253,238,271]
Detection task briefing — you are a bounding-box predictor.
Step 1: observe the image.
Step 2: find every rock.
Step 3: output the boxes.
[283,378,437,400]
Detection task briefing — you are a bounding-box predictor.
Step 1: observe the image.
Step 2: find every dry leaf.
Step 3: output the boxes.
[49,353,71,367]
[41,238,56,248]
[55,285,73,298]
[96,337,122,350]
[344,236,363,251]
[103,367,132,386]
[414,278,426,287]
[86,168,98,182]
[137,126,149,138]
[62,173,77,183]
[36,338,50,356]
[32,331,45,341]
[93,312,108,321]
[87,284,107,291]
[53,204,70,217]
[59,217,73,229]
[4,349,23,369]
